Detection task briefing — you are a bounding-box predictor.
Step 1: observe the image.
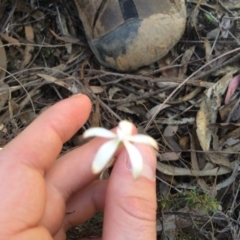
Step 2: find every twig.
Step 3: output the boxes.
[192,52,240,81]
[110,87,173,108]
[144,47,240,132]
[1,0,19,33]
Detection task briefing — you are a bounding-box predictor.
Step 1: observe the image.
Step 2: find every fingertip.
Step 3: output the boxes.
[70,93,92,110]
[131,123,138,135]
[119,143,157,182]
[138,144,157,181]
[2,93,93,171]
[103,143,157,240]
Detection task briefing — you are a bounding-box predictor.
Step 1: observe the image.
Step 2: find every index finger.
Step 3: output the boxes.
[1,94,91,172]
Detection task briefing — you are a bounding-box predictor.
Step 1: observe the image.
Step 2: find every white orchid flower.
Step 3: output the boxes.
[83,120,158,179]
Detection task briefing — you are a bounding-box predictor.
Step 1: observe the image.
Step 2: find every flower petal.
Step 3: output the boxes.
[123,141,143,179]
[92,139,119,174]
[119,120,133,136]
[127,134,159,150]
[83,127,116,139]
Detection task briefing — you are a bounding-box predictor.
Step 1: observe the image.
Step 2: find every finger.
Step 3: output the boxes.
[103,144,157,240]
[1,94,91,172]
[41,135,126,233]
[79,238,101,240]
[44,125,138,200]
[64,180,107,230]
[48,180,107,237]
[11,226,52,240]
[42,124,137,233]
[45,137,110,200]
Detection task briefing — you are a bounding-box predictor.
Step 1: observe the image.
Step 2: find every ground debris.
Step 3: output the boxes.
[0,0,240,239]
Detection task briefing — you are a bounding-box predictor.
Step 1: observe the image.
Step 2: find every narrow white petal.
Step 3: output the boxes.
[119,120,133,136]
[83,128,116,139]
[124,141,143,179]
[92,139,119,174]
[127,134,159,150]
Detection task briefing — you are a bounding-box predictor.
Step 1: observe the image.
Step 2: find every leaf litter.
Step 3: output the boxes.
[0,1,240,239]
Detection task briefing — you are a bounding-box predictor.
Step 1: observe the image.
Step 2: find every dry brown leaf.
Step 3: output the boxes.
[190,133,210,191]
[196,71,236,150]
[146,104,170,119]
[168,87,202,104]
[219,98,238,121]
[163,126,182,161]
[157,161,236,176]
[205,70,236,103]
[210,122,240,128]
[0,124,7,134]
[216,160,239,191]
[228,99,240,122]
[156,117,195,125]
[190,133,200,171]
[223,141,240,155]
[24,24,34,42]
[220,127,240,147]
[0,33,21,47]
[196,100,211,151]
[205,152,232,169]
[38,73,57,82]
[19,111,35,125]
[108,87,121,100]
[49,29,80,44]
[21,25,34,68]
[38,74,68,89]
[157,207,206,238]
[158,52,179,77]
[6,99,21,134]
[179,136,190,150]
[16,2,45,20]
[89,86,104,94]
[38,74,83,94]
[0,84,9,110]
[0,39,7,80]
[222,138,239,147]
[158,152,180,161]
[91,100,101,127]
[164,140,181,156]
[203,37,212,63]
[117,106,139,115]
[55,13,74,54]
[178,46,195,78]
[176,206,206,229]
[157,214,176,233]
[164,126,178,137]
[51,64,68,73]
[0,40,8,108]
[156,82,179,88]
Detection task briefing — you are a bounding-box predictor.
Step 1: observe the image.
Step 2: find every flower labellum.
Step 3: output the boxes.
[83,120,158,179]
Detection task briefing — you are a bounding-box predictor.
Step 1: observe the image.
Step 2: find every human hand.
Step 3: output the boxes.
[0,94,157,240]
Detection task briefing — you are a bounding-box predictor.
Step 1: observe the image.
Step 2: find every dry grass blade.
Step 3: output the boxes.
[157,161,235,176]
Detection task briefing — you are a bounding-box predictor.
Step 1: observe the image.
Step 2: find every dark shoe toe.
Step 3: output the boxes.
[75,0,186,71]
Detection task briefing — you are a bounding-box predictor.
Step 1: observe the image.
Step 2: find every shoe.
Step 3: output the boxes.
[74,0,186,71]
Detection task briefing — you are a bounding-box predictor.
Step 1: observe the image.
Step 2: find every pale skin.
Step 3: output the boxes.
[0,94,157,240]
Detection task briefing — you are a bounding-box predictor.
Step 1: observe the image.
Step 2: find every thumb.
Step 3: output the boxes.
[103,144,157,240]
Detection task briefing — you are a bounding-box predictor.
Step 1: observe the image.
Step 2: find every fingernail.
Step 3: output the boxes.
[71,93,83,98]
[141,163,156,182]
[125,151,156,182]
